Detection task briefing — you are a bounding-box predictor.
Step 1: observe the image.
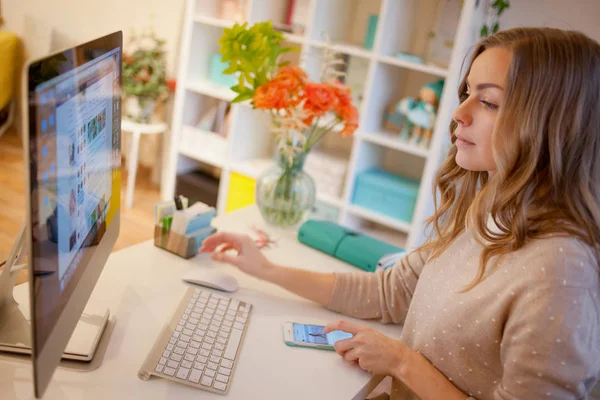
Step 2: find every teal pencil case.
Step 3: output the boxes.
[297,220,403,272]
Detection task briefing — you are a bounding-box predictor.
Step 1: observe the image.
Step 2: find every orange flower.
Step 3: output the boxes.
[273,66,307,92]
[254,82,291,109]
[338,102,358,137]
[328,80,353,108]
[303,83,339,117]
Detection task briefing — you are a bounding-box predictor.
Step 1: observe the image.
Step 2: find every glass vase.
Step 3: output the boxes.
[255,152,316,228]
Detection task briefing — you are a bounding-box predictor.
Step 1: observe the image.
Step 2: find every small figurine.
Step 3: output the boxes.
[407,79,445,148]
[383,79,445,149]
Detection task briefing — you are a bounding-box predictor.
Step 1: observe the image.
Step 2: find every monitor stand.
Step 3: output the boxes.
[0,225,110,362]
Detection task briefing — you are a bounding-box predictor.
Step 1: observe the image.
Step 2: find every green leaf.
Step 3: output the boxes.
[231,92,254,103]
[480,25,489,37]
[492,23,500,33]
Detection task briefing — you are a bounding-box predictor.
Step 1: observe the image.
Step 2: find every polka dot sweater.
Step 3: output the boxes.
[327,231,600,399]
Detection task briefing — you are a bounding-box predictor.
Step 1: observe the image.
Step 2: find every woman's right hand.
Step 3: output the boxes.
[199,232,275,279]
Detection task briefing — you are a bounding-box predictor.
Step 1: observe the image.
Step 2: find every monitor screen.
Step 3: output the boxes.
[27,33,122,364]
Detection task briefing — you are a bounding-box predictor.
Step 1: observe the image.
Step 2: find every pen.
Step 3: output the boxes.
[174,195,183,210]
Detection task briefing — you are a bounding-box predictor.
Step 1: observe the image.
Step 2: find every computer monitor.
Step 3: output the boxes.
[0,31,122,398]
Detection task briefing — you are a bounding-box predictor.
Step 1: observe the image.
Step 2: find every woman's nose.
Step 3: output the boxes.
[452,102,472,127]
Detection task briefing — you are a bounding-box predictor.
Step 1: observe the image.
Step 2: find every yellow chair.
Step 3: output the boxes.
[0,31,19,137]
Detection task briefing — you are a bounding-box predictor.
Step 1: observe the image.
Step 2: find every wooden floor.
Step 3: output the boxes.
[0,128,161,284]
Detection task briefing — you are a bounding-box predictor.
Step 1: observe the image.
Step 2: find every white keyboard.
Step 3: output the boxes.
[138,287,252,394]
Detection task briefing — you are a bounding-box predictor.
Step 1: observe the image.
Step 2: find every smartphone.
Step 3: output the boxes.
[283,322,353,351]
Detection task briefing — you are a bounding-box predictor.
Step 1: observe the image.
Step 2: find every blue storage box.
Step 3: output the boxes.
[352,168,420,222]
[209,53,238,88]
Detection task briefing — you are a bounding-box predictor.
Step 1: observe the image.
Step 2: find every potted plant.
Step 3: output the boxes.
[219,22,358,227]
[122,30,168,123]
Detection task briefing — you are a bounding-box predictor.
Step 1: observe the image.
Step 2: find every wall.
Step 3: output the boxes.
[1,0,186,75]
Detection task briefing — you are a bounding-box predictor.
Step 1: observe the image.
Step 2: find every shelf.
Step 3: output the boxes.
[357,131,429,158]
[346,204,412,233]
[194,15,236,29]
[179,126,228,168]
[230,158,274,179]
[309,40,373,59]
[378,55,448,78]
[186,80,236,102]
[283,32,307,45]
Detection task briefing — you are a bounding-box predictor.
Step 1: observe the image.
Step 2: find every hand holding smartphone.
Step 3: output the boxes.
[283,322,353,351]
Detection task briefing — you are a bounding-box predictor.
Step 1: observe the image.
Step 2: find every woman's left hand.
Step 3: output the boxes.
[324,320,414,378]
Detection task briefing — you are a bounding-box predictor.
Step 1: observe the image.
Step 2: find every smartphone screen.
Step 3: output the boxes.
[292,323,353,346]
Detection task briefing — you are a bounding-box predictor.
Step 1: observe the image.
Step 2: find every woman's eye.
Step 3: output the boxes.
[480,100,499,110]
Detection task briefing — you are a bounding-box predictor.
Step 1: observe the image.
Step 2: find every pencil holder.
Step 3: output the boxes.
[154,225,200,259]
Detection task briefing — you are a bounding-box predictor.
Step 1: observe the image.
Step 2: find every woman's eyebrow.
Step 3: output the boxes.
[466,78,504,91]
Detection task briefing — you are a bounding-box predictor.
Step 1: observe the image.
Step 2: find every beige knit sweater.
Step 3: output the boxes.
[327,229,600,399]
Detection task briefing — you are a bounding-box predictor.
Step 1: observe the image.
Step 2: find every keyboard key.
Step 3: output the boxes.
[166,344,174,352]
[173,331,181,338]
[176,367,190,380]
[213,316,224,323]
[223,320,233,328]
[202,343,212,351]
[200,349,210,357]
[180,334,191,343]
[233,322,244,330]
[216,373,229,383]
[163,367,176,376]
[219,366,231,376]
[195,328,206,336]
[224,329,242,360]
[229,300,239,310]
[193,334,204,342]
[181,360,193,369]
[155,364,164,373]
[225,315,234,322]
[167,360,179,369]
[201,318,211,325]
[208,361,219,370]
[194,362,206,370]
[226,309,236,317]
[214,381,227,391]
[169,337,177,345]
[190,341,201,349]
[201,376,213,387]
[184,309,191,315]
[216,310,225,317]
[206,307,216,314]
[200,290,209,298]
[192,291,199,299]
[218,331,228,339]
[221,359,233,369]
[205,337,215,345]
[207,331,217,338]
[212,349,223,357]
[243,312,249,318]
[188,317,199,325]
[204,368,216,378]
[184,354,195,362]
[182,314,189,321]
[174,347,185,355]
[170,354,183,362]
[162,350,171,358]
[185,324,195,332]
[175,325,183,332]
[189,368,202,384]
[159,357,168,365]
[210,355,220,363]
[187,347,198,355]
[235,317,247,324]
[217,337,227,345]
[209,325,219,333]
[198,323,208,330]
[193,307,204,314]
[176,340,188,348]
[215,343,225,351]
[221,326,231,333]
[197,355,208,363]
[191,312,201,319]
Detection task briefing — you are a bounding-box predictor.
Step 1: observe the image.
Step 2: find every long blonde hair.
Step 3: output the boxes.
[419,27,600,290]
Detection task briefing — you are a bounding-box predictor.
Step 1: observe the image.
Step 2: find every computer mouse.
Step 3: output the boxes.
[182,269,239,293]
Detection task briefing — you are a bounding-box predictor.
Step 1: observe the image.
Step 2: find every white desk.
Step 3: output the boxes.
[1,206,402,399]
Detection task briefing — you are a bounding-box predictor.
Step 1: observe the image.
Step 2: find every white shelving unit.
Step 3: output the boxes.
[163,0,482,251]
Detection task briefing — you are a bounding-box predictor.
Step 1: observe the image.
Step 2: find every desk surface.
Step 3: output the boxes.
[1,206,402,399]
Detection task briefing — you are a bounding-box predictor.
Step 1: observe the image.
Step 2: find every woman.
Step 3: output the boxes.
[200,28,600,399]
